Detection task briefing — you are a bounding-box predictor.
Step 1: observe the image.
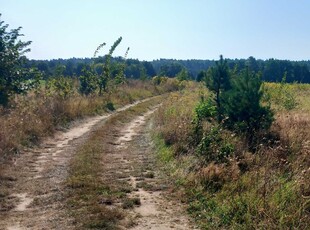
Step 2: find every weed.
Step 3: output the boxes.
[122,197,141,209]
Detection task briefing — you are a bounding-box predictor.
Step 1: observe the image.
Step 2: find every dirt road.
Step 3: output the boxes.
[0,98,197,229]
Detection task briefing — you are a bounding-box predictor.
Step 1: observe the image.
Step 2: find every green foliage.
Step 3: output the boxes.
[194,97,217,121]
[203,56,274,148]
[99,37,122,94]
[205,55,231,122]
[90,37,125,95]
[196,70,207,82]
[78,37,128,96]
[79,68,98,96]
[152,76,168,85]
[197,125,234,164]
[93,42,106,58]
[46,76,74,98]
[0,14,41,106]
[176,68,190,81]
[192,97,217,145]
[222,69,274,143]
[105,102,115,111]
[265,73,298,110]
[114,47,130,85]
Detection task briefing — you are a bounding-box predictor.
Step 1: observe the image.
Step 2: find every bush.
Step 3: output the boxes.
[46,76,74,99]
[222,70,274,146]
[197,125,235,164]
[203,56,274,149]
[264,81,298,111]
[194,97,217,122]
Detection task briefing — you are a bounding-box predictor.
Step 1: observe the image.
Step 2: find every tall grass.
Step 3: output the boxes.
[0,79,181,162]
[153,82,310,229]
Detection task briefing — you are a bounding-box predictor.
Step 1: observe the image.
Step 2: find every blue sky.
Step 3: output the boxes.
[1,0,309,61]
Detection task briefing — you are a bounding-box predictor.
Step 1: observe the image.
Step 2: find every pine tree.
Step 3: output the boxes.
[205,55,231,122]
[222,69,273,145]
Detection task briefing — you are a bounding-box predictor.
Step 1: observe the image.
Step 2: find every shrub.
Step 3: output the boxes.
[152,76,167,85]
[197,125,235,164]
[264,80,298,111]
[203,56,274,149]
[46,76,74,99]
[222,69,274,146]
[79,69,98,96]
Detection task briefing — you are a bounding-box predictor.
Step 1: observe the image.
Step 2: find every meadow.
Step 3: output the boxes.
[153,82,310,229]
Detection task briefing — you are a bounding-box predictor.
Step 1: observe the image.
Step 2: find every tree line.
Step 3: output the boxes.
[153,57,310,83]
[26,57,310,83]
[2,14,310,106]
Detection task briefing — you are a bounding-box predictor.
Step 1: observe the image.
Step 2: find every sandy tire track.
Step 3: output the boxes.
[0,97,197,229]
[0,99,149,230]
[98,106,198,229]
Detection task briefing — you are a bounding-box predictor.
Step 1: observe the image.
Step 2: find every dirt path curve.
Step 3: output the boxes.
[100,107,198,229]
[0,98,197,229]
[0,99,148,230]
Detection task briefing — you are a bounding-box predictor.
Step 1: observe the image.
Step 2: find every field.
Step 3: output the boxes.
[1,4,310,229]
[1,75,309,229]
[153,82,310,229]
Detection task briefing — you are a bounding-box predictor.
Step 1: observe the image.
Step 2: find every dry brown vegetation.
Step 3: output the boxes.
[0,78,187,229]
[0,79,181,163]
[153,82,310,229]
[65,95,165,229]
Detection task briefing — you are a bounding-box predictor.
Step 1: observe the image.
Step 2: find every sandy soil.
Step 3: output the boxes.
[99,106,198,229]
[0,99,197,230]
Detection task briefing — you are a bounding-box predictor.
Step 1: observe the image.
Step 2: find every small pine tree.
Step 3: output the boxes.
[205,55,231,122]
[196,70,207,82]
[222,69,274,145]
[176,68,189,81]
[201,56,274,150]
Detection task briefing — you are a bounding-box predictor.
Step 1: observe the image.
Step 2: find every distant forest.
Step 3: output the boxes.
[25,56,310,83]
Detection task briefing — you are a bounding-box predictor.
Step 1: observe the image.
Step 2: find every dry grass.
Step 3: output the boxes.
[153,82,310,229]
[154,82,206,154]
[66,95,164,229]
[0,79,179,162]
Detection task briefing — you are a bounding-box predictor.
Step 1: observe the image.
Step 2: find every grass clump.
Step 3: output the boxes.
[122,197,141,209]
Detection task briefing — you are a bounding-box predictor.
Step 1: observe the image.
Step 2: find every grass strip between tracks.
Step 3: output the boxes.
[65,95,165,229]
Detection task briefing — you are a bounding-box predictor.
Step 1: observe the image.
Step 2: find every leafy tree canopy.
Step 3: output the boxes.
[0,14,40,106]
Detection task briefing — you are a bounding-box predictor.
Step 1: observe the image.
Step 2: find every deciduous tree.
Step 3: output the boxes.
[0,15,40,106]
